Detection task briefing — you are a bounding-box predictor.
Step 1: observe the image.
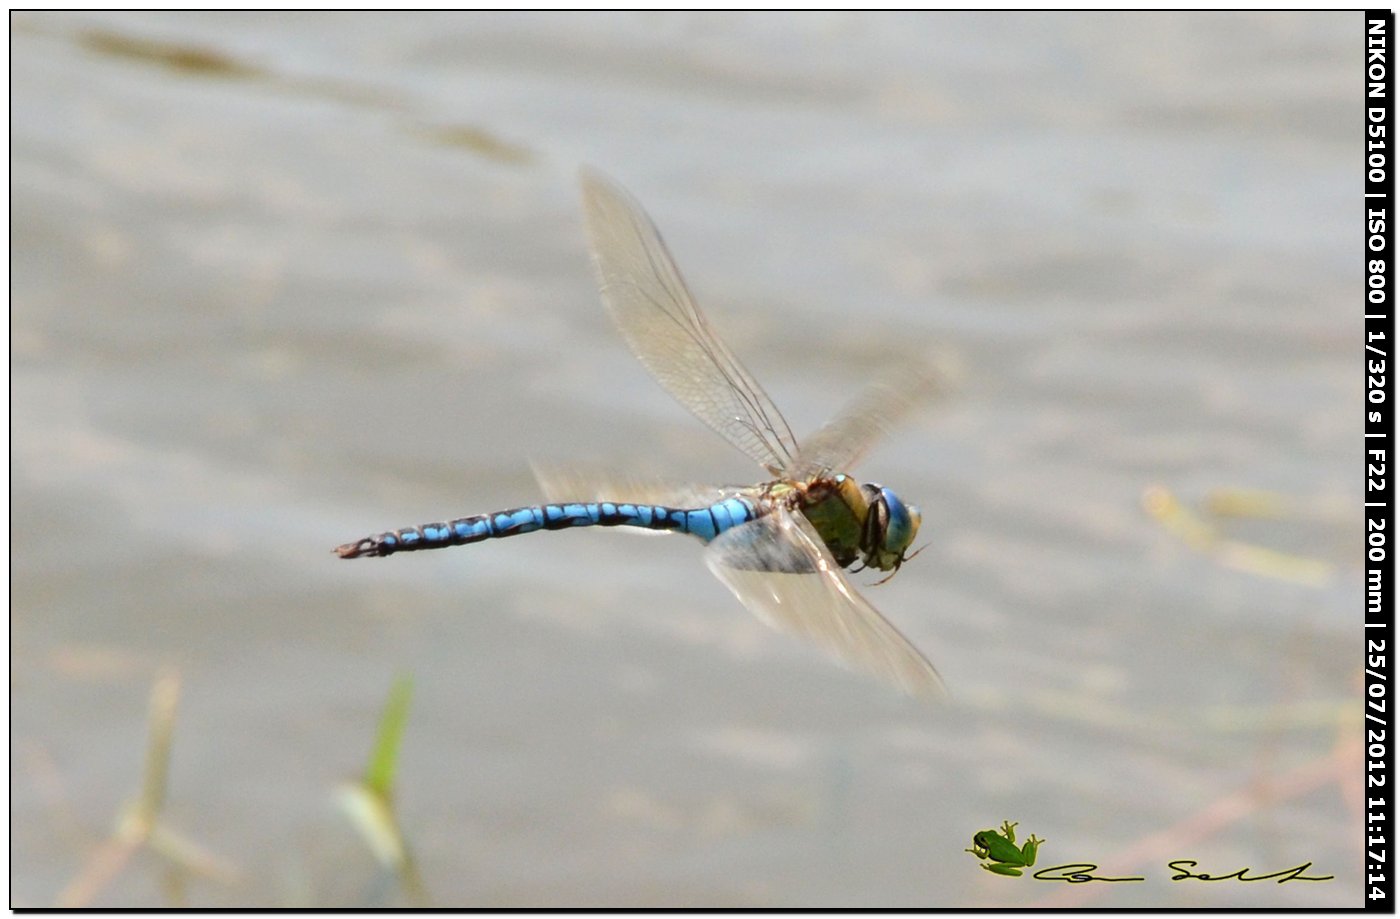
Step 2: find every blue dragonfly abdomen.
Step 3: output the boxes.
[335,495,759,559]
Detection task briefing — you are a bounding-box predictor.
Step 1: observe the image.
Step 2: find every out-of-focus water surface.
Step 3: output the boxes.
[12,12,1361,907]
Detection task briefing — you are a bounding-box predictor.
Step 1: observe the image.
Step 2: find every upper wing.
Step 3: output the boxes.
[531,460,748,510]
[579,170,800,475]
[787,356,953,482]
[704,507,945,699]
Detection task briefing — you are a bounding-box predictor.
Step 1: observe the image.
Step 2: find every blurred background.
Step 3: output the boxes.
[11,11,1361,907]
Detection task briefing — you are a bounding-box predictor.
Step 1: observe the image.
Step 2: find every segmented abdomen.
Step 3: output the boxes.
[336,496,757,559]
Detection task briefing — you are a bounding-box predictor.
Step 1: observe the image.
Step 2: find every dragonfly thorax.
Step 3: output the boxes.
[794,474,921,575]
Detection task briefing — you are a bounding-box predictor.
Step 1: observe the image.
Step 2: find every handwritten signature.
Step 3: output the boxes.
[1027,861,1334,884]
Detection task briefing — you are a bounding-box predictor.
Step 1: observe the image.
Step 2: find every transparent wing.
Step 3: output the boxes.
[531,460,749,509]
[704,507,945,698]
[788,355,955,482]
[580,169,800,475]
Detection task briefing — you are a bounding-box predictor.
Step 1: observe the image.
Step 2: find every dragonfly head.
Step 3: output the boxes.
[859,483,922,573]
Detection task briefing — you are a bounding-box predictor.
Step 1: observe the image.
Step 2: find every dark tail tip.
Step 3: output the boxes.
[335,537,383,559]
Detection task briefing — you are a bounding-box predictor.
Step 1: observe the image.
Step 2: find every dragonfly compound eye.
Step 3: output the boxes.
[878,486,919,555]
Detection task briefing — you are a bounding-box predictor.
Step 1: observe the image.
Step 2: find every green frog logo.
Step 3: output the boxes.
[965,820,1044,877]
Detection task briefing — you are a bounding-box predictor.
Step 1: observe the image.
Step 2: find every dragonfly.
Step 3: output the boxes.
[337,171,945,697]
